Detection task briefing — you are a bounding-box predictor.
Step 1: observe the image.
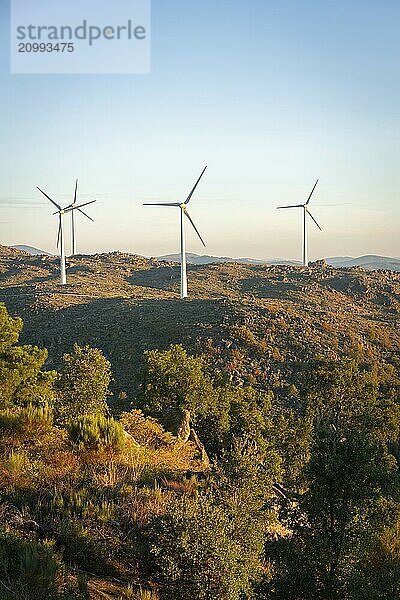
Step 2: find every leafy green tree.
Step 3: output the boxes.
[55,344,111,422]
[149,493,253,600]
[208,384,275,456]
[211,438,282,562]
[271,409,312,488]
[0,303,22,349]
[144,434,283,599]
[138,344,279,458]
[0,303,55,409]
[283,429,396,599]
[148,443,277,600]
[268,360,400,600]
[301,359,399,441]
[350,507,400,599]
[138,344,217,420]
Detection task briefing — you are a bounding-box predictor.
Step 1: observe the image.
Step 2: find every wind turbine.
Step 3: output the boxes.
[277,179,322,267]
[37,186,96,285]
[144,166,207,299]
[71,179,95,255]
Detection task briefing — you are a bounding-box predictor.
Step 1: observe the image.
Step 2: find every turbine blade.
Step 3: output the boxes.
[277,204,303,209]
[37,187,61,210]
[307,209,322,231]
[78,208,94,222]
[305,179,319,205]
[57,219,61,247]
[184,209,206,247]
[73,179,78,205]
[143,202,180,206]
[185,166,207,204]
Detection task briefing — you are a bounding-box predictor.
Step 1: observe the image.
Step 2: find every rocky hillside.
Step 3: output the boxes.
[0,246,399,400]
[0,243,29,258]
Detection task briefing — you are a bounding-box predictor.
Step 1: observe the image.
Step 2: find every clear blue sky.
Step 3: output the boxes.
[0,0,399,259]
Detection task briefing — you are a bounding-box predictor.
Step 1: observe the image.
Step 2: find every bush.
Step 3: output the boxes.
[147,491,265,600]
[56,519,116,576]
[55,344,111,423]
[118,587,159,600]
[120,410,175,448]
[20,403,53,431]
[68,415,125,452]
[138,345,217,422]
[0,529,86,600]
[0,408,19,430]
[4,450,30,473]
[0,404,53,437]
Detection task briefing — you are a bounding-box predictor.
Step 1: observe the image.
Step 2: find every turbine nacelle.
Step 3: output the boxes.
[51,200,96,218]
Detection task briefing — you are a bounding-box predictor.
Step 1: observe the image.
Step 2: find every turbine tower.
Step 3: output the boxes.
[277,179,322,267]
[37,186,96,285]
[71,179,95,255]
[144,166,207,299]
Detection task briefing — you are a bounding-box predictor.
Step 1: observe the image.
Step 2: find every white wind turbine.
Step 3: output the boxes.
[37,186,96,285]
[144,166,207,299]
[71,179,95,255]
[277,179,322,267]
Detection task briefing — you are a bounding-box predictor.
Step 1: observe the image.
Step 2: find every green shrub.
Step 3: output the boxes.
[0,403,53,434]
[68,415,125,452]
[0,408,20,430]
[55,344,111,423]
[49,487,114,522]
[56,519,117,576]
[4,450,31,476]
[0,529,86,600]
[147,491,264,600]
[119,587,159,600]
[19,403,53,431]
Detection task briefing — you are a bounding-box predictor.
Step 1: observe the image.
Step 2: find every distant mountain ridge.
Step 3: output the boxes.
[5,246,400,271]
[157,253,400,272]
[12,245,52,256]
[157,253,300,266]
[326,255,400,271]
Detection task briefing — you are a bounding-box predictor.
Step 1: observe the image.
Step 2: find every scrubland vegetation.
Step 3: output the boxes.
[1,297,400,600]
[1,248,400,598]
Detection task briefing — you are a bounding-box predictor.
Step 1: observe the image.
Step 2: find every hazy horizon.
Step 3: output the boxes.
[1,1,399,260]
[8,243,400,264]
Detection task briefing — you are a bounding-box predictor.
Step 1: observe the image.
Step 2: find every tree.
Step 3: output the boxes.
[138,344,217,421]
[148,444,277,600]
[0,303,55,409]
[149,494,252,600]
[138,344,278,458]
[349,507,400,599]
[0,303,22,349]
[268,360,400,600]
[301,359,399,441]
[55,344,111,423]
[139,347,285,597]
